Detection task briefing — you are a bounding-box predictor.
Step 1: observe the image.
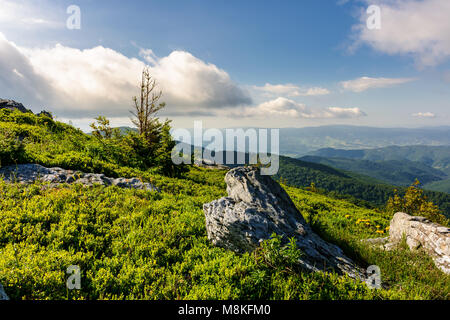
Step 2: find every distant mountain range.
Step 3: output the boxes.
[105,125,450,158]
[278,126,450,157]
[274,156,450,217]
[299,156,446,186]
[303,145,450,193]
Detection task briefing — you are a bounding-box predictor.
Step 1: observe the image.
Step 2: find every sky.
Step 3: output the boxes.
[0,0,449,131]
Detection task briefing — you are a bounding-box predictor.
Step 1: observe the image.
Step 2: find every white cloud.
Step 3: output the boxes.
[340,76,416,92]
[324,107,366,118]
[232,97,366,119]
[0,33,251,118]
[0,0,62,29]
[254,83,330,97]
[412,112,436,118]
[303,87,331,96]
[151,51,251,109]
[352,0,450,67]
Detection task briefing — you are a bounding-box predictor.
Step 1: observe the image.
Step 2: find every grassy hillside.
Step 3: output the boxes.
[0,110,449,300]
[300,156,447,187]
[1,167,449,300]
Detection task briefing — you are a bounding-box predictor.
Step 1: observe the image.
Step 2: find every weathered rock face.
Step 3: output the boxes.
[0,99,31,113]
[203,166,363,278]
[389,212,450,274]
[0,283,9,300]
[0,164,159,192]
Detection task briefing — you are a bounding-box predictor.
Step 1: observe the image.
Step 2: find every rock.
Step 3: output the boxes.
[194,158,229,170]
[37,110,53,119]
[0,99,31,113]
[362,237,389,246]
[0,283,9,300]
[0,164,159,192]
[388,212,450,274]
[203,166,363,278]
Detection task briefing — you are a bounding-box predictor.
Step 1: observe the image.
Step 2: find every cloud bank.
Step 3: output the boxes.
[0,33,251,118]
[231,97,366,119]
[352,0,450,67]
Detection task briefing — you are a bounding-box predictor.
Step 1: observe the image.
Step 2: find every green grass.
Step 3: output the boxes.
[0,169,449,300]
[0,109,449,300]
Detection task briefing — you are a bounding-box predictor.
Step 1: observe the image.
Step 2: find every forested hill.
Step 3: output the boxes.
[308,145,450,174]
[299,156,446,187]
[274,156,450,217]
[305,145,450,194]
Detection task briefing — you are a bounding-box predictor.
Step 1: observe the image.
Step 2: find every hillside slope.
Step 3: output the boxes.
[300,156,447,187]
[275,156,450,217]
[309,145,450,175]
[0,110,449,300]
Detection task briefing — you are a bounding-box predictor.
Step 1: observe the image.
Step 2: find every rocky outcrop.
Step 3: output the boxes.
[0,164,159,191]
[0,99,31,113]
[36,110,53,118]
[0,283,9,300]
[203,166,363,278]
[388,212,450,274]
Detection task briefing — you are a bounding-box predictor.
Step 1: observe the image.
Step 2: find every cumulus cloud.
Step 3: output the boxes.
[0,33,251,118]
[412,112,436,118]
[152,51,251,109]
[340,76,416,92]
[352,0,450,67]
[254,83,330,97]
[231,97,366,119]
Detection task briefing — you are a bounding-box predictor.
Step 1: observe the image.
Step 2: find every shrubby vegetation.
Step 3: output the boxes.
[0,105,449,300]
[0,108,183,177]
[0,169,449,300]
[386,180,449,226]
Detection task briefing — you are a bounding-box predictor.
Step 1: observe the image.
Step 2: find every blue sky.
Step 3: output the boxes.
[0,0,449,130]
